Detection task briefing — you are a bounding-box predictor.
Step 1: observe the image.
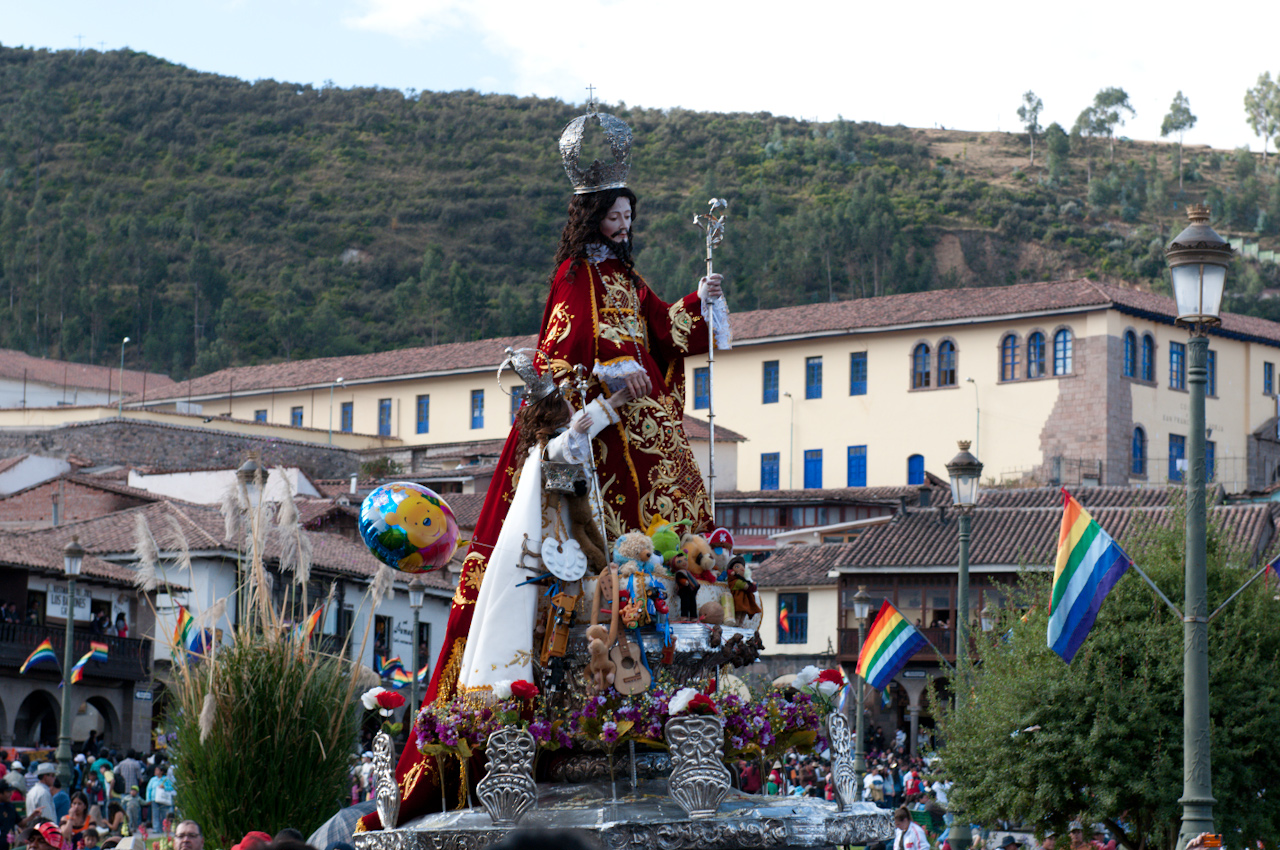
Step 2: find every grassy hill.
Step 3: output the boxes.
[1,44,1278,380]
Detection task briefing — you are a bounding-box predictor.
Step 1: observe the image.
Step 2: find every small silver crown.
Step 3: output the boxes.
[497,347,558,401]
[559,104,632,195]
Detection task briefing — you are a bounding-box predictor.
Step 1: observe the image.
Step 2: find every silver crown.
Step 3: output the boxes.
[497,347,558,401]
[559,105,632,195]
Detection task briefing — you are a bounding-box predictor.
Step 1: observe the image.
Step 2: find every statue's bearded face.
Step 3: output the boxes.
[599,196,633,245]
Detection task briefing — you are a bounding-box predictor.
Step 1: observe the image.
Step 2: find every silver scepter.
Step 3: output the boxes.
[693,198,728,519]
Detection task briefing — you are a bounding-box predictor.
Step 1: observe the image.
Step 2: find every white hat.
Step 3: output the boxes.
[75,754,88,764]
[37,762,57,777]
[361,751,374,759]
[9,761,23,771]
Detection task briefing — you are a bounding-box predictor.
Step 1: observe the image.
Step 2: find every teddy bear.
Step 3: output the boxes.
[613,530,660,576]
[680,533,719,584]
[585,624,616,694]
[547,481,607,573]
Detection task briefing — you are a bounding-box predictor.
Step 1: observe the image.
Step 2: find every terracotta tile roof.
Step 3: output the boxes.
[440,493,487,530]
[0,532,150,587]
[682,415,747,442]
[0,348,174,396]
[413,439,507,461]
[976,485,1192,509]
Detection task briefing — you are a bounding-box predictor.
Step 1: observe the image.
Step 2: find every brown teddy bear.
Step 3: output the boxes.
[680,533,718,584]
[548,483,607,573]
[585,624,616,693]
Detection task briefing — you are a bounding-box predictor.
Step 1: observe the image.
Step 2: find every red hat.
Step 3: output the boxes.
[707,528,733,549]
[25,823,65,849]
[231,831,272,850]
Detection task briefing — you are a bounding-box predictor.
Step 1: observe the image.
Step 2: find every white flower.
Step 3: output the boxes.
[491,680,513,700]
[361,686,386,711]
[668,687,699,716]
[793,666,820,690]
[816,679,841,699]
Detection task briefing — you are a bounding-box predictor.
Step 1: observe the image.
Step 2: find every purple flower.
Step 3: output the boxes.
[601,721,619,745]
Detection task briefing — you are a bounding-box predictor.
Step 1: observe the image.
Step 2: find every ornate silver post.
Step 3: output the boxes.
[665,714,731,818]
[693,198,728,516]
[477,727,537,826]
[372,729,401,829]
[826,711,858,811]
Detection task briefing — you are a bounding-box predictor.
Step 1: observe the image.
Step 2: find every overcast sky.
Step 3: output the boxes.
[4,0,1279,153]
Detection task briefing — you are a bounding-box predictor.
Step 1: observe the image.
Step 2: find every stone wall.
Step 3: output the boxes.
[1038,334,1130,485]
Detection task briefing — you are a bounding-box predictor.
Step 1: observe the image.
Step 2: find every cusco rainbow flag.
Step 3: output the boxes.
[69,648,97,684]
[1048,490,1131,663]
[89,642,109,662]
[294,607,323,642]
[173,605,195,651]
[20,639,59,674]
[856,601,928,690]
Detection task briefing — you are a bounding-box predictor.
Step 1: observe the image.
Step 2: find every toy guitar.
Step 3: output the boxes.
[609,626,651,695]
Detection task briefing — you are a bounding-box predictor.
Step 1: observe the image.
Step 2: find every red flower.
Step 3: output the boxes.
[511,680,539,700]
[376,690,406,710]
[687,694,719,715]
[816,669,845,687]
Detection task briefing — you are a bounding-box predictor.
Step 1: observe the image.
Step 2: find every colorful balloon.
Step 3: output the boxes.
[359,482,460,573]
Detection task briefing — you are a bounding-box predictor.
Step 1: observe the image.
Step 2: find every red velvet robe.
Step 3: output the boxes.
[358,256,714,832]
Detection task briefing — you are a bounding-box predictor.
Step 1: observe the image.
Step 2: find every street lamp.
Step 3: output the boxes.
[329,377,345,445]
[851,585,871,797]
[980,601,997,634]
[1166,204,1231,849]
[945,440,982,850]
[407,580,425,727]
[56,536,85,787]
[118,337,131,416]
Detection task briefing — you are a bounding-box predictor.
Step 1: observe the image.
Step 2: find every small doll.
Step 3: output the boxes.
[726,556,762,625]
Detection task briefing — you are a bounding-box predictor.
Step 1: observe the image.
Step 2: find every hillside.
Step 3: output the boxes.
[1,44,1278,380]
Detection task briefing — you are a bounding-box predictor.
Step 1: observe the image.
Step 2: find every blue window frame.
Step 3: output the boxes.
[1141,334,1155,382]
[907,453,925,486]
[760,452,780,490]
[1207,350,1217,397]
[414,395,428,434]
[1169,434,1186,482]
[1170,341,1186,390]
[1053,328,1073,375]
[937,341,956,387]
[253,409,267,423]
[1131,427,1147,476]
[1205,439,1216,483]
[803,449,823,489]
[847,445,867,487]
[912,343,931,389]
[509,386,525,424]
[290,406,303,427]
[693,367,710,409]
[1027,331,1046,378]
[470,390,484,429]
[1123,331,1137,378]
[763,360,779,404]
[377,398,392,436]
[1266,362,1275,395]
[777,592,808,645]
[850,352,867,396]
[1000,334,1019,381]
[805,357,823,399]
[341,401,353,433]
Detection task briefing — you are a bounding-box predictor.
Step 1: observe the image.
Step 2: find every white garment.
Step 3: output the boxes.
[458,398,619,694]
[930,779,950,806]
[26,781,56,821]
[894,821,929,850]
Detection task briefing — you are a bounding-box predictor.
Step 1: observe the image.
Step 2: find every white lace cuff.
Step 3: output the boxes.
[549,398,619,465]
[701,295,732,350]
[593,359,644,392]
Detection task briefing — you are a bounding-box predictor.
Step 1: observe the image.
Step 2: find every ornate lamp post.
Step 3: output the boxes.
[851,585,871,796]
[56,536,85,787]
[407,580,425,726]
[1166,204,1230,848]
[945,440,982,850]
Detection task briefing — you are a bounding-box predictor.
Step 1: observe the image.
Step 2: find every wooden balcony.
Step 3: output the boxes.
[0,623,153,682]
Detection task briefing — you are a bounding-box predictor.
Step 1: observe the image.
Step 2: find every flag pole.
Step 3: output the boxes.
[1208,558,1274,622]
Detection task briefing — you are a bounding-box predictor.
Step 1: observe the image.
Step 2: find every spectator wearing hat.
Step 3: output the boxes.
[998,837,1021,850]
[26,764,58,822]
[121,787,142,835]
[230,830,271,850]
[358,753,374,802]
[4,762,25,798]
[24,821,67,850]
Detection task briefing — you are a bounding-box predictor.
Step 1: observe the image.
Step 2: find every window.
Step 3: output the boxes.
[850,352,867,396]
[937,341,957,387]
[693,367,710,409]
[763,360,779,404]
[777,592,809,645]
[1206,350,1217,397]
[1027,331,1046,378]
[1141,334,1155,382]
[1131,427,1147,476]
[1170,341,1186,390]
[760,452,780,490]
[253,409,267,423]
[1205,439,1216,483]
[1123,330,1137,378]
[911,343,931,389]
[848,445,867,487]
[510,386,525,424]
[907,454,925,486]
[414,395,428,434]
[1053,328,1073,375]
[470,390,484,429]
[1169,434,1186,482]
[803,449,823,489]
[377,398,392,436]
[1266,362,1275,395]
[290,406,303,427]
[805,356,823,399]
[341,402,353,433]
[1000,334,1019,381]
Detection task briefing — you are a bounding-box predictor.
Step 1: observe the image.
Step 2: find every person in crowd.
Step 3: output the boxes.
[273,830,304,843]
[893,806,929,850]
[51,780,70,823]
[112,755,141,798]
[174,821,204,850]
[231,831,271,850]
[23,822,67,850]
[121,788,141,836]
[78,830,99,850]
[80,775,103,811]
[88,753,112,806]
[114,615,128,638]
[81,734,99,759]
[103,803,126,837]
[60,791,105,850]
[144,767,170,836]
[25,765,57,822]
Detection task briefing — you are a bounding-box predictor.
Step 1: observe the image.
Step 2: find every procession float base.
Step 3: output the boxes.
[353,782,893,850]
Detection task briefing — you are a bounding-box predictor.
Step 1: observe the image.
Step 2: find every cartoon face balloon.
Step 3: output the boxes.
[359,482,460,573]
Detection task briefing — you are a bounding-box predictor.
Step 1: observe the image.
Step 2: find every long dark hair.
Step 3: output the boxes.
[552,187,638,273]
[513,391,570,465]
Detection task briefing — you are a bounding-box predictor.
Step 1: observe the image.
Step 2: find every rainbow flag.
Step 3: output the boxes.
[856,601,928,690]
[89,642,109,662]
[294,607,323,643]
[416,662,429,684]
[1048,490,1131,663]
[388,667,413,689]
[69,648,96,684]
[20,639,60,674]
[377,655,404,677]
[173,605,195,651]
[778,602,790,635]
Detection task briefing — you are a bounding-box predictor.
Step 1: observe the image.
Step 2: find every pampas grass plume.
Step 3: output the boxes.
[199,692,216,743]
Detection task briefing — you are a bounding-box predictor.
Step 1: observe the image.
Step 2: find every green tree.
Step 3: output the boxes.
[1160,91,1197,190]
[933,501,1280,850]
[1091,86,1136,163]
[1244,71,1280,160]
[1017,91,1044,165]
[1044,122,1070,183]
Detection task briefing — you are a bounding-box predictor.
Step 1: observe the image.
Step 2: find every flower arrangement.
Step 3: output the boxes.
[362,686,406,735]
[792,665,847,714]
